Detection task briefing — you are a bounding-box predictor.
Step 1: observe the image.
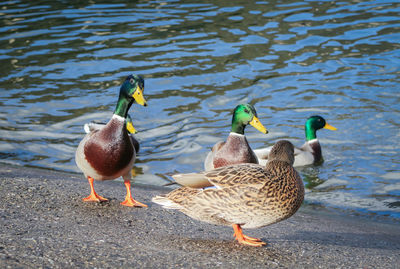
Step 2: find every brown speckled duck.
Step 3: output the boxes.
[153,140,304,246]
[75,74,147,207]
[204,104,268,171]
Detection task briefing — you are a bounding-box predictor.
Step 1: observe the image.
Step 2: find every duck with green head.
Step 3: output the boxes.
[153,140,304,247]
[75,74,147,207]
[254,115,337,167]
[203,104,268,172]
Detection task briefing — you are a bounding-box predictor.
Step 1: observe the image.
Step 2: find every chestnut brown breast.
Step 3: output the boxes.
[84,118,134,177]
[213,134,258,168]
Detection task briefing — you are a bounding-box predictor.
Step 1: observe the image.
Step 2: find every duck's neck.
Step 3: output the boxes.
[112,114,125,122]
[231,120,246,135]
[231,125,245,135]
[114,95,133,118]
[305,125,317,141]
[228,132,245,138]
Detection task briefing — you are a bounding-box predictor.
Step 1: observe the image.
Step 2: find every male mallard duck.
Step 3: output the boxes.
[254,115,337,167]
[75,74,147,207]
[153,140,304,247]
[84,114,140,154]
[204,104,268,171]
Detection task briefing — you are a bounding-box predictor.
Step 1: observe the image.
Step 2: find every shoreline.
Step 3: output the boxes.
[2,161,399,224]
[1,163,399,268]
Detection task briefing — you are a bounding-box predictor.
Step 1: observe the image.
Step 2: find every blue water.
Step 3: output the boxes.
[0,0,399,219]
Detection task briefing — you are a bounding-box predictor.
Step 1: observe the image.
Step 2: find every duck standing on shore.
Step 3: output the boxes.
[204,104,268,171]
[153,140,304,246]
[75,74,147,207]
[254,115,337,167]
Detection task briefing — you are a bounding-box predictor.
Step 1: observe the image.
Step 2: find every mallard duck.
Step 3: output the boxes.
[75,74,147,207]
[254,115,337,167]
[84,114,140,154]
[204,104,268,171]
[153,140,304,247]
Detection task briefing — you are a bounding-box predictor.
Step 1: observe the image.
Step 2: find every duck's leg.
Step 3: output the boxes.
[232,224,266,247]
[120,173,147,207]
[83,176,108,202]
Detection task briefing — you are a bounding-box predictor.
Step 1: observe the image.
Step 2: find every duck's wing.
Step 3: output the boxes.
[205,163,267,188]
[153,184,262,227]
[130,135,140,153]
[204,141,225,171]
[204,151,214,171]
[83,122,105,134]
[172,163,267,189]
[293,142,314,166]
[253,146,272,167]
[152,186,202,209]
[253,146,272,159]
[294,146,303,156]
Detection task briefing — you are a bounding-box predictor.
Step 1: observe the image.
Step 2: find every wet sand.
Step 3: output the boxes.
[1,163,399,268]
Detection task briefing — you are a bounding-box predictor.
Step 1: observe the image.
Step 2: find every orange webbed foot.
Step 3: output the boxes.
[83,192,108,203]
[243,234,264,243]
[121,179,147,207]
[232,224,267,247]
[237,238,267,247]
[83,176,108,203]
[120,198,147,207]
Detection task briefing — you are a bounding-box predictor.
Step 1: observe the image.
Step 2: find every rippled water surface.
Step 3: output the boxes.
[1,0,399,219]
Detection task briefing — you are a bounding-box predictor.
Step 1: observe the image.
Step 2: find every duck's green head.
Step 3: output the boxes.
[114,74,147,118]
[121,74,147,106]
[125,114,137,134]
[305,115,337,141]
[231,104,268,135]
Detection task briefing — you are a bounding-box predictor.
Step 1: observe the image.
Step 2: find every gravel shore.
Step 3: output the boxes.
[1,163,399,268]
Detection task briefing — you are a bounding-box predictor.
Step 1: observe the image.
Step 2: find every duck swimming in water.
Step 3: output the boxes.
[254,115,337,167]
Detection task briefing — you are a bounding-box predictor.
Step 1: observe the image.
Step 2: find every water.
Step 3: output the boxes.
[1,0,399,219]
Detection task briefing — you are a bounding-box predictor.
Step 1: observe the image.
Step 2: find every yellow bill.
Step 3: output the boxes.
[250,116,268,134]
[126,121,137,134]
[324,122,337,131]
[132,86,147,106]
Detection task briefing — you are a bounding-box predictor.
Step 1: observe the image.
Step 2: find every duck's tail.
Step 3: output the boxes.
[172,173,213,188]
[151,195,183,210]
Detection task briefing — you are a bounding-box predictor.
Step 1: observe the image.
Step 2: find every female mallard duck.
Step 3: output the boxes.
[75,74,147,207]
[153,140,304,247]
[204,104,268,171]
[254,115,337,167]
[84,114,140,154]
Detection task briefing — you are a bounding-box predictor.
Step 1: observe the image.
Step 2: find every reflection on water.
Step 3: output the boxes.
[0,0,399,219]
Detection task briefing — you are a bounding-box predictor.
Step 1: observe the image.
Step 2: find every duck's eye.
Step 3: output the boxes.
[130,78,134,84]
[244,109,250,114]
